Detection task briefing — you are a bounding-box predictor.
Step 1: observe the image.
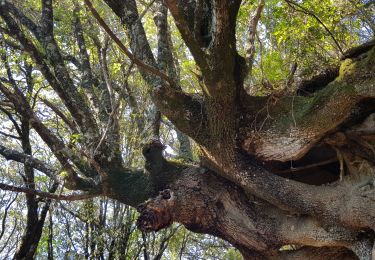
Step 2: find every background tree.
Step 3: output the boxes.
[0,0,374,259]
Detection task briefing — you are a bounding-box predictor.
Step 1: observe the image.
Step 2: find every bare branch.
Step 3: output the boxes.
[0,182,99,201]
[0,131,20,140]
[40,98,77,132]
[0,193,17,240]
[0,107,22,137]
[0,83,95,190]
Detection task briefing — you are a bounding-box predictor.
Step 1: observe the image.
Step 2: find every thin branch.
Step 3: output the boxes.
[83,0,175,86]
[137,0,157,24]
[274,158,338,174]
[0,217,17,255]
[98,36,115,109]
[334,148,345,181]
[0,130,20,140]
[0,107,22,137]
[0,83,90,187]
[92,99,121,157]
[0,10,99,136]
[40,98,77,132]
[0,193,17,240]
[0,182,99,201]
[284,0,344,55]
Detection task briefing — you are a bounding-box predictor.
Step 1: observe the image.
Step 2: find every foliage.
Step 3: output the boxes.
[0,0,373,259]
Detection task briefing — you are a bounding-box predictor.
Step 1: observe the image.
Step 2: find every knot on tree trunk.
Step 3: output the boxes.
[137,189,175,232]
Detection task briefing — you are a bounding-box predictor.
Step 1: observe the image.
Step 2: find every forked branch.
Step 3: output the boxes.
[84,0,175,86]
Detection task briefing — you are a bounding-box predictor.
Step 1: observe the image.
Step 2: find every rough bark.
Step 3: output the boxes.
[1,1,374,259]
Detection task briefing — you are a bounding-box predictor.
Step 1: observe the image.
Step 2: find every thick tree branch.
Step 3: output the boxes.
[154,0,179,84]
[246,0,265,74]
[73,6,98,93]
[103,0,161,88]
[197,47,375,231]
[199,144,375,231]
[101,0,208,142]
[1,1,42,39]
[41,0,54,35]
[204,0,243,86]
[0,144,57,179]
[341,38,375,60]
[136,166,364,255]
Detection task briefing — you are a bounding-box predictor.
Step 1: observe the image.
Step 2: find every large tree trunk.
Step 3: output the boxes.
[1,1,374,259]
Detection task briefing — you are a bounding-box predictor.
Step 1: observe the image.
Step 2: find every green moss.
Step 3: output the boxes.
[108,168,153,206]
[266,46,375,133]
[266,78,358,133]
[107,161,187,206]
[338,46,375,82]
[338,59,355,81]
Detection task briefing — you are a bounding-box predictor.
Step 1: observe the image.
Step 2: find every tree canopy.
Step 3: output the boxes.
[0,0,374,259]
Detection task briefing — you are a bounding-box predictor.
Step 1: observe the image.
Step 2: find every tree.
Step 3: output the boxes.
[0,0,374,259]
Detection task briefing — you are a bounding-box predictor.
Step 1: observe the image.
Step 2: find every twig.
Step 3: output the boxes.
[93,99,121,156]
[284,0,344,55]
[0,130,20,139]
[275,157,338,174]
